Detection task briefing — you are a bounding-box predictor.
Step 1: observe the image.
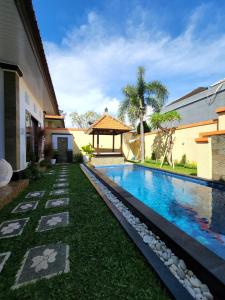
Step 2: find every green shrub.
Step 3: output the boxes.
[184,162,197,169]
[73,153,83,163]
[24,162,43,180]
[81,144,94,158]
[151,151,156,161]
[180,154,187,166]
[39,159,52,169]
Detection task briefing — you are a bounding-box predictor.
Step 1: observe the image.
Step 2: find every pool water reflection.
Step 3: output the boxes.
[97,164,225,260]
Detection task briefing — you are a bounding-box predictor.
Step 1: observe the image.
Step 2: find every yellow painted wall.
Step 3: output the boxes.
[46,121,217,164]
[218,112,225,130]
[127,122,217,163]
[196,140,212,179]
[45,129,123,154]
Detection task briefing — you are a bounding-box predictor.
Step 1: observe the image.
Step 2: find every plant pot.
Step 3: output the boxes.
[82,155,89,163]
[0,159,13,188]
[51,159,56,165]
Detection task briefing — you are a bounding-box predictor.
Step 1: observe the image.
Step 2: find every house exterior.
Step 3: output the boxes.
[0,0,62,178]
[162,79,225,126]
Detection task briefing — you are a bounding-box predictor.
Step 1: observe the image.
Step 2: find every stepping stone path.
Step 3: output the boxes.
[26,191,45,198]
[56,178,67,182]
[0,252,11,273]
[53,183,69,188]
[12,243,70,289]
[49,189,69,196]
[0,218,29,239]
[45,198,69,209]
[58,175,68,179]
[36,212,69,232]
[0,166,72,289]
[12,201,38,213]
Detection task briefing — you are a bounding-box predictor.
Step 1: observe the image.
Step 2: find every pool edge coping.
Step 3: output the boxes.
[85,163,225,300]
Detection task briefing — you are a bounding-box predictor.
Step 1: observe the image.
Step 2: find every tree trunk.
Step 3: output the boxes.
[140,113,145,163]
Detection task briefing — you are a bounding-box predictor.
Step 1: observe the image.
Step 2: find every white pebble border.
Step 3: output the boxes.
[80,164,214,300]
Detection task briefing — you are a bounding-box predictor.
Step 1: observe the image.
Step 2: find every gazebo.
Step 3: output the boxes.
[85,111,131,164]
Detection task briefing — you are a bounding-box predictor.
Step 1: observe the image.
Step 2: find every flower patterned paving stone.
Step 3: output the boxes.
[53,183,69,188]
[0,218,29,239]
[36,212,69,232]
[45,198,69,209]
[12,201,38,213]
[12,243,70,289]
[0,252,11,273]
[25,191,45,199]
[49,189,69,196]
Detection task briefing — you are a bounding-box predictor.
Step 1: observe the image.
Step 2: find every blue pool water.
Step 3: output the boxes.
[97,164,225,260]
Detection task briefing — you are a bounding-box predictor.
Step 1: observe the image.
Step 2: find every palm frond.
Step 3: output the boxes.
[146,80,169,112]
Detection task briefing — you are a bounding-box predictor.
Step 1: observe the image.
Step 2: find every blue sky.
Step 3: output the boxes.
[33,0,225,125]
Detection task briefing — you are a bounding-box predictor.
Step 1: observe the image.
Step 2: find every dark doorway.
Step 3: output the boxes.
[57,137,68,163]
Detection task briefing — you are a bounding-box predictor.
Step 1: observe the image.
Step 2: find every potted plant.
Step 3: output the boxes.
[51,150,58,165]
[81,144,94,162]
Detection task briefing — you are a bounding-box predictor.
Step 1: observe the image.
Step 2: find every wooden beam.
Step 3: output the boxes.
[92,134,94,148]
[112,134,115,152]
[97,134,99,153]
[120,133,123,152]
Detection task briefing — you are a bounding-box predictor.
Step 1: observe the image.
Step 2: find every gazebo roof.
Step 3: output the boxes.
[86,114,131,135]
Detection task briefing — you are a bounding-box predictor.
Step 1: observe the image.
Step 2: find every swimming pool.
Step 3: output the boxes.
[97,164,225,260]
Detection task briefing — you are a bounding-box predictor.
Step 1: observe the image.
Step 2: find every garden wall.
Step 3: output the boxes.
[46,119,217,164]
[124,120,218,163]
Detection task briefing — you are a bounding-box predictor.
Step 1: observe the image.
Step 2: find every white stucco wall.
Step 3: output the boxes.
[19,78,44,170]
[52,134,73,150]
[0,69,4,159]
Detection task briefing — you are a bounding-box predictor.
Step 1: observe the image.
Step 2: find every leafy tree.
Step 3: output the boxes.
[137,121,151,134]
[150,111,181,167]
[69,111,100,128]
[118,66,168,162]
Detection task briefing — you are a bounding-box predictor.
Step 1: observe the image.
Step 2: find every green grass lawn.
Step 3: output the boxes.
[136,161,197,176]
[0,164,170,300]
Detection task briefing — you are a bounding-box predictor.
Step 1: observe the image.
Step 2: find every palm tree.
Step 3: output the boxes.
[118,66,168,162]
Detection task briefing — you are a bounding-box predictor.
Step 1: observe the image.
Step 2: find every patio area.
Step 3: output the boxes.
[0,164,169,299]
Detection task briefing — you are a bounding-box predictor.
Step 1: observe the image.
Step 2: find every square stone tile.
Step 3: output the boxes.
[58,174,68,179]
[49,189,69,196]
[12,201,38,213]
[36,212,69,232]
[12,243,70,289]
[46,171,54,175]
[0,218,29,239]
[59,172,68,175]
[45,198,69,209]
[53,183,69,189]
[25,191,45,198]
[56,178,67,182]
[0,252,11,273]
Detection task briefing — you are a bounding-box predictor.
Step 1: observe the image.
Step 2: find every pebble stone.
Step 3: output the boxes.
[81,164,214,300]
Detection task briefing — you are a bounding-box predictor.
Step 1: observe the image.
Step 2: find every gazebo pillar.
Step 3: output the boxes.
[92,134,94,148]
[120,133,123,153]
[112,134,115,152]
[97,133,99,153]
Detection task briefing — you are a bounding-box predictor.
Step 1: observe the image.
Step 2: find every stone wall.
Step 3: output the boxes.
[211,135,225,181]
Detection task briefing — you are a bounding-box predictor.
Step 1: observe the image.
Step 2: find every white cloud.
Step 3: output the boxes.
[44,5,225,127]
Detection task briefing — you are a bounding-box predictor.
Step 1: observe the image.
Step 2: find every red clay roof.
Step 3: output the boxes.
[86,114,131,134]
